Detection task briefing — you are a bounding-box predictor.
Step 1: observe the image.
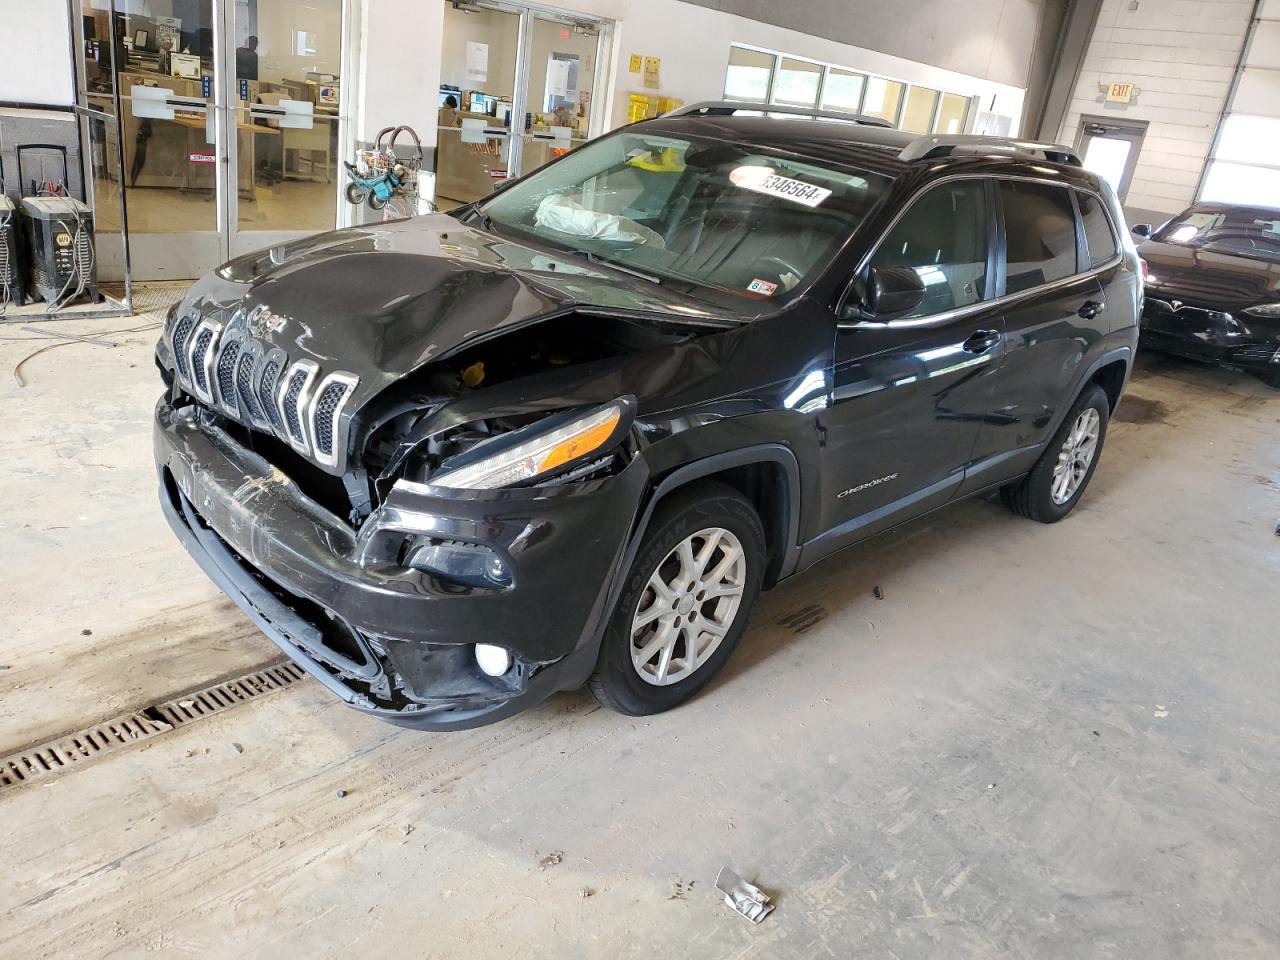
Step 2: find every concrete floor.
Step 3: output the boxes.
[2,293,1279,958]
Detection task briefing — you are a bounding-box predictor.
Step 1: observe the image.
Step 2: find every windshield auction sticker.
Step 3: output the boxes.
[730,165,832,207]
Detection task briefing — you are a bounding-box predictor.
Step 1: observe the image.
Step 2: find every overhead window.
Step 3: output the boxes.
[822,69,865,114]
[1076,192,1118,268]
[900,87,939,134]
[869,181,988,319]
[861,77,904,124]
[773,57,822,108]
[935,93,970,134]
[999,181,1079,293]
[725,46,774,102]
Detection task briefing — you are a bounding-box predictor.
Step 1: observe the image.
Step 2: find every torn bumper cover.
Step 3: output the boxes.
[154,398,648,730]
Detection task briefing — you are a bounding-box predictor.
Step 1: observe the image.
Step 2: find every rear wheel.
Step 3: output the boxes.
[1001,383,1110,523]
[588,481,765,716]
[344,183,368,205]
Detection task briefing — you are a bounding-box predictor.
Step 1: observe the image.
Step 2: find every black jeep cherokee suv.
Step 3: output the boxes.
[154,103,1141,730]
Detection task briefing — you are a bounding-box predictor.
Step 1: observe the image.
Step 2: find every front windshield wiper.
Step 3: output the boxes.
[565,248,663,285]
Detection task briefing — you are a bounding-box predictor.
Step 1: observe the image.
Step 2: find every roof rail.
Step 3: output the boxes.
[899,134,1081,166]
[664,101,894,128]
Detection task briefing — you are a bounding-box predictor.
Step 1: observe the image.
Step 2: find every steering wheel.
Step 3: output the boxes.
[749,255,806,287]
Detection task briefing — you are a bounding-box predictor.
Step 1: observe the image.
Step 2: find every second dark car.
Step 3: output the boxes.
[1136,203,1280,387]
[154,104,1142,730]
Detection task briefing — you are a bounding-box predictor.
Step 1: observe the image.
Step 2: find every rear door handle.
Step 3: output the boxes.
[961,329,1001,354]
[1078,299,1105,319]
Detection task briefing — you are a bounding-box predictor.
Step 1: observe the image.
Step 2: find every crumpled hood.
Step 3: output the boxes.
[178,213,734,410]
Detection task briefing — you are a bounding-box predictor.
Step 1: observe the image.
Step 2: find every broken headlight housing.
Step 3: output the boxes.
[430,398,636,490]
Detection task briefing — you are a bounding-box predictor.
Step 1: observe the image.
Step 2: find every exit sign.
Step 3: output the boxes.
[1105,82,1135,103]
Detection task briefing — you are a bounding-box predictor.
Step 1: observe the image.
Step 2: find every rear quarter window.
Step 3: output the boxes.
[998,181,1078,293]
[1076,191,1119,268]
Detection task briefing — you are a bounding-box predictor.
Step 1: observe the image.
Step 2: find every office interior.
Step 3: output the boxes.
[79,0,342,240]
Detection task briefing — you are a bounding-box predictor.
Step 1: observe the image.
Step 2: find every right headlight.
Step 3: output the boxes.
[429,398,635,490]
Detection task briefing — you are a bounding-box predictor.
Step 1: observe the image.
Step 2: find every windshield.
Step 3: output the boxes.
[1154,206,1280,264]
[476,130,891,308]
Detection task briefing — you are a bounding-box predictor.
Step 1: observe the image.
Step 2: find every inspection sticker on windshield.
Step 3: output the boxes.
[733,170,832,207]
[747,278,778,295]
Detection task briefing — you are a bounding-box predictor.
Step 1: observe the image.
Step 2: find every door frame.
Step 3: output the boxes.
[1072,114,1147,202]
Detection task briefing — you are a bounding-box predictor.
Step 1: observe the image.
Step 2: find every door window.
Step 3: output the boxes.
[1076,192,1118,268]
[867,180,988,319]
[998,181,1079,294]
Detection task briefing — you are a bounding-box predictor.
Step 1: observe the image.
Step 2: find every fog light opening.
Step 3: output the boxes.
[475,643,513,677]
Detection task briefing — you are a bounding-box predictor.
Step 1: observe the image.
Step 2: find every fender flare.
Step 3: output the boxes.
[600,442,802,628]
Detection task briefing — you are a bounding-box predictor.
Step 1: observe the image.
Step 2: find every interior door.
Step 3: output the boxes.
[1074,116,1147,202]
[811,179,1004,555]
[225,0,346,259]
[519,14,594,178]
[435,1,523,206]
[88,0,221,280]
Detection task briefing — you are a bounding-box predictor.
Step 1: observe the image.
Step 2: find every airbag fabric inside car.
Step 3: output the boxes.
[153,103,1142,730]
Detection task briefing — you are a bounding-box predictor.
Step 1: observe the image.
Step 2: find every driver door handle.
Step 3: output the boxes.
[1078,299,1105,319]
[962,329,1001,354]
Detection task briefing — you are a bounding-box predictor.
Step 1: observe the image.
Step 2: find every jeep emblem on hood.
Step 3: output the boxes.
[246,303,288,337]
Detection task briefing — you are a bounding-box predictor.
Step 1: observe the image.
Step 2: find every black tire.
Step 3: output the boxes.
[345,183,367,205]
[588,481,765,716]
[368,192,388,211]
[1001,382,1110,523]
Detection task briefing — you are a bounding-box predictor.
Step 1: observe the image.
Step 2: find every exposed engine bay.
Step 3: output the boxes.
[245,310,698,524]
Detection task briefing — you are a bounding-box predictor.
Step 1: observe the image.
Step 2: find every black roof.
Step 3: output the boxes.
[640,108,1099,190]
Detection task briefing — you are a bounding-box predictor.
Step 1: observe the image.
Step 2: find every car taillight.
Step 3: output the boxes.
[1139,257,1150,280]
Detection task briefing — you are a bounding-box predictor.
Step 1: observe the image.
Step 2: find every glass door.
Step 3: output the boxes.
[90,0,221,280]
[224,0,349,258]
[1075,117,1147,202]
[519,13,606,179]
[435,1,523,206]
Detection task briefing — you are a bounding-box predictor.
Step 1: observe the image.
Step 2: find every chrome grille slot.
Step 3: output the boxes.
[190,328,214,393]
[307,372,358,468]
[236,350,266,424]
[171,314,196,382]
[258,357,285,433]
[276,360,319,454]
[215,338,241,414]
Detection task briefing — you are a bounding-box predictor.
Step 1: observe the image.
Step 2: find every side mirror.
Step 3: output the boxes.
[865,265,926,318]
[1131,223,1153,239]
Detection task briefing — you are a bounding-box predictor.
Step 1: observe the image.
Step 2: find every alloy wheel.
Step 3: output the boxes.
[630,527,747,686]
[1051,407,1101,504]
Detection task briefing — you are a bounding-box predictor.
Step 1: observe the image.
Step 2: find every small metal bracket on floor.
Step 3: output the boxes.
[715,867,775,923]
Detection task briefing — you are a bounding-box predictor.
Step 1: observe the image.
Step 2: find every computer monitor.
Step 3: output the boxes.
[439,90,460,108]
[468,92,486,113]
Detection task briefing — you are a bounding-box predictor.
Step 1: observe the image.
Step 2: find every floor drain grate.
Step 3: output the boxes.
[0,658,306,790]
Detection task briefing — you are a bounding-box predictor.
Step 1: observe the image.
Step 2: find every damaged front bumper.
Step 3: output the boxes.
[1140,300,1280,373]
[154,398,648,730]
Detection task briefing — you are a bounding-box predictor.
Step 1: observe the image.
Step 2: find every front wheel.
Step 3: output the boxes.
[344,182,368,205]
[1001,382,1110,523]
[367,191,388,211]
[588,481,765,716]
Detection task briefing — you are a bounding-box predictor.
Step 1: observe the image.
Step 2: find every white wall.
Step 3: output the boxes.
[0,0,76,105]
[1058,0,1253,217]
[358,0,444,148]
[598,0,1026,133]
[357,0,1027,159]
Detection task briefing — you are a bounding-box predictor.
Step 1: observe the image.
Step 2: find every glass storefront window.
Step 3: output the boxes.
[725,46,774,102]
[934,92,970,134]
[900,86,939,134]
[861,77,904,124]
[772,57,821,108]
[821,68,865,114]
